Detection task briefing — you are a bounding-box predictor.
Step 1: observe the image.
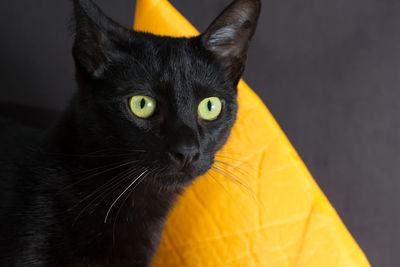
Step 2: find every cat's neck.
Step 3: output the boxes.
[67,180,179,266]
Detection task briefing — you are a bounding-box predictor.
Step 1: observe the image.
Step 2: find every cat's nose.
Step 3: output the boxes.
[169,145,200,169]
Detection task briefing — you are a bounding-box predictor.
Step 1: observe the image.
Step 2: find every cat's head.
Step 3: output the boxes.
[71,0,260,188]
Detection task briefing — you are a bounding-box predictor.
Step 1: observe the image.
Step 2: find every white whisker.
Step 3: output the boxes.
[104,169,149,223]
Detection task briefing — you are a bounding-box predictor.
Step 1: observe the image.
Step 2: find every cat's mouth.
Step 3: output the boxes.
[153,172,193,188]
[150,162,212,188]
[131,154,214,188]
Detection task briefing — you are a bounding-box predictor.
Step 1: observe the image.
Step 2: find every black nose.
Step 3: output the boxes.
[169,145,200,169]
[167,123,200,169]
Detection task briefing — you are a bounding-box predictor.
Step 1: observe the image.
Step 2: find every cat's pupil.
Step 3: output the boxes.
[140,98,146,109]
[207,101,212,111]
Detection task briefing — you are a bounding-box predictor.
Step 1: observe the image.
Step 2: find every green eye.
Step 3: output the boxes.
[198,97,222,121]
[129,96,156,119]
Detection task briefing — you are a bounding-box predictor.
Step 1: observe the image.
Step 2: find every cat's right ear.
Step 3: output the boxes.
[72,0,130,79]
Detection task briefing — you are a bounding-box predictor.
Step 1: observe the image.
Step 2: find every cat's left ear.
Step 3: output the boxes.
[201,0,261,81]
[72,0,132,79]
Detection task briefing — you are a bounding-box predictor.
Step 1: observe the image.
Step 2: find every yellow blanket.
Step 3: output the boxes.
[134,0,370,266]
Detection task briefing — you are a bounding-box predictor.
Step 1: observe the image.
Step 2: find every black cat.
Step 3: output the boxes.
[0,0,260,266]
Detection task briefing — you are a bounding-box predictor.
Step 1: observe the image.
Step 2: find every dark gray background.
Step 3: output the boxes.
[1,0,399,265]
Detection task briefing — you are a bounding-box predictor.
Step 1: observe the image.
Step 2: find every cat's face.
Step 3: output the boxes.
[72,0,260,188]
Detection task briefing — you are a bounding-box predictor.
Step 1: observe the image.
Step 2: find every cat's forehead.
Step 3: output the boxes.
[115,36,228,95]
[148,37,218,82]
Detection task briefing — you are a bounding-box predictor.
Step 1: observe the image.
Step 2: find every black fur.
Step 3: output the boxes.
[0,0,260,266]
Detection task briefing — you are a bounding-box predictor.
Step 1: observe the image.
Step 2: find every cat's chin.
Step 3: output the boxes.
[153,172,196,188]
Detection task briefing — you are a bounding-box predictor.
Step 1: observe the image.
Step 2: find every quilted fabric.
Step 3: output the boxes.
[134,0,371,266]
